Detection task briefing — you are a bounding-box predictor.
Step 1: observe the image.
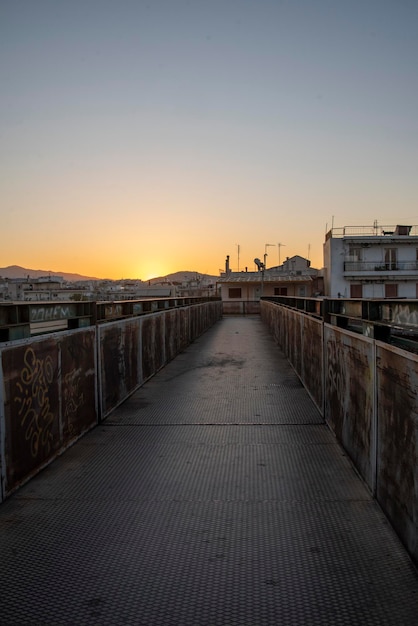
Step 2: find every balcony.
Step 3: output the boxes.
[344,260,418,274]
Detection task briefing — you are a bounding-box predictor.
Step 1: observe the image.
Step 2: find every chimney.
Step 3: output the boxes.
[225,255,230,274]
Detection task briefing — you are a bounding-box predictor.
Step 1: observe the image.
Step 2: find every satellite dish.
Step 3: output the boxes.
[254,258,265,270]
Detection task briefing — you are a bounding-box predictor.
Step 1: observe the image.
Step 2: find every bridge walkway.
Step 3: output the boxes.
[0,316,417,625]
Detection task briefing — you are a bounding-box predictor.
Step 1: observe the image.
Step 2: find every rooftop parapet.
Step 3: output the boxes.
[325,224,418,240]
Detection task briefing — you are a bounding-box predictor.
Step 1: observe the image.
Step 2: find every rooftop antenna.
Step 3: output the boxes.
[277,243,286,266]
[236,244,240,272]
[307,243,310,260]
[264,243,275,269]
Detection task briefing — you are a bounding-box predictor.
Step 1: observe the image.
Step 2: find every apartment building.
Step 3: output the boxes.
[218,255,323,313]
[323,224,418,298]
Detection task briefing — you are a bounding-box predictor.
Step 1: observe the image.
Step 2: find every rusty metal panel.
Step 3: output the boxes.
[381,302,418,327]
[301,315,323,412]
[2,338,60,493]
[376,343,418,561]
[340,300,362,319]
[154,313,165,373]
[60,329,97,439]
[141,316,155,382]
[190,305,198,341]
[179,307,190,351]
[100,319,141,417]
[165,309,179,362]
[287,310,302,375]
[261,303,323,413]
[324,325,374,488]
[103,303,124,320]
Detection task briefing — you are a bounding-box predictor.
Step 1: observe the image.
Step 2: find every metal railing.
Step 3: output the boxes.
[344,260,418,272]
[0,296,221,342]
[327,225,418,238]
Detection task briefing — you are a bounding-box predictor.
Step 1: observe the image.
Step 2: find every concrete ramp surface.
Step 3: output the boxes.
[0,317,417,625]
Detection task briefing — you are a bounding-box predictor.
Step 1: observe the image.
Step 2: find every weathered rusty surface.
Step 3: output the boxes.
[324,325,374,488]
[179,307,190,352]
[2,339,60,492]
[0,301,221,500]
[103,303,124,320]
[382,302,418,327]
[154,313,165,373]
[287,311,302,375]
[222,302,260,315]
[141,316,155,382]
[261,302,323,412]
[165,309,179,363]
[60,329,97,439]
[100,319,141,417]
[376,343,418,561]
[301,315,323,411]
[261,299,418,562]
[190,305,198,341]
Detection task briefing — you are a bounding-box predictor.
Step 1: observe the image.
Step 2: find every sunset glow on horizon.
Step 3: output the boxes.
[2,1,418,281]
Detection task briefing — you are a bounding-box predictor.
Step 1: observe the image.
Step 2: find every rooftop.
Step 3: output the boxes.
[218,272,313,283]
[326,224,418,239]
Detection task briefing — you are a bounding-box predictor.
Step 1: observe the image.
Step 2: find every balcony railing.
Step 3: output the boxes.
[344,260,418,272]
[327,225,418,238]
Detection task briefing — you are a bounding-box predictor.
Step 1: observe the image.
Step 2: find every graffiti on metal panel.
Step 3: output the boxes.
[30,305,73,322]
[327,339,346,405]
[14,347,54,458]
[63,369,85,431]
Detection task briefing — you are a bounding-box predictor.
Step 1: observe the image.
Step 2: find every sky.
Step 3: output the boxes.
[1,0,418,280]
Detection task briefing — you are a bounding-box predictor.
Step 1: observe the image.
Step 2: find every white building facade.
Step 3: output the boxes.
[218,255,323,313]
[323,224,418,298]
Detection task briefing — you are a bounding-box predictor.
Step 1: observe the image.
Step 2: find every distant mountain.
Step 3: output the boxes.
[0,265,218,283]
[0,265,101,282]
[149,271,218,284]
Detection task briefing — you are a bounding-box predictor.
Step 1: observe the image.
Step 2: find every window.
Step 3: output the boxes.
[349,245,362,261]
[274,287,288,296]
[350,284,362,298]
[385,284,398,298]
[228,288,242,298]
[384,248,397,270]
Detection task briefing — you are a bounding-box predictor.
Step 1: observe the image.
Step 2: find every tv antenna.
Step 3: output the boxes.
[264,243,275,269]
[277,243,285,266]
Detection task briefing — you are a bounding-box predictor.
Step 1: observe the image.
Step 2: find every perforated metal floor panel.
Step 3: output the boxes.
[0,317,417,625]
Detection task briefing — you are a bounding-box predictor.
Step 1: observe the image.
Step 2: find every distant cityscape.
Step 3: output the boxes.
[0,266,219,301]
[2,222,418,303]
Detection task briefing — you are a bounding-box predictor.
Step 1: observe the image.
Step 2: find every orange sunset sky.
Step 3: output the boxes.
[2,1,418,280]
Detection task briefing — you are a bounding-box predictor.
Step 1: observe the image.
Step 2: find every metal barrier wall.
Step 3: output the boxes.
[0,300,222,502]
[222,301,260,315]
[261,299,418,564]
[99,302,222,418]
[376,342,418,559]
[0,328,98,498]
[324,325,375,491]
[261,302,323,412]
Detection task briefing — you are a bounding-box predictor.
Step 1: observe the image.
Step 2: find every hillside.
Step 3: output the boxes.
[0,265,101,282]
[0,265,218,283]
[148,271,218,284]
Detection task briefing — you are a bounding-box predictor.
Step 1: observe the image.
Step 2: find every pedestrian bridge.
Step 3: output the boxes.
[0,315,417,625]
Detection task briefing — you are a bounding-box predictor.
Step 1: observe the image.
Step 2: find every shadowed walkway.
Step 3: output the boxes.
[0,316,417,625]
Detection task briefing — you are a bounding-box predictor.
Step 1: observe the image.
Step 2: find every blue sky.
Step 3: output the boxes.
[1,0,417,278]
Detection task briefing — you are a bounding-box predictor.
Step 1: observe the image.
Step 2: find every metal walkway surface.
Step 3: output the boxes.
[0,316,417,626]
